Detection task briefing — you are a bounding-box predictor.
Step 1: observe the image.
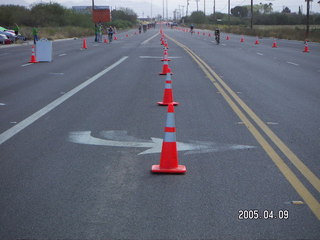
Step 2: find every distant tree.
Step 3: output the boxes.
[31,3,66,26]
[111,8,137,23]
[189,11,207,24]
[298,6,302,15]
[231,6,248,18]
[282,7,291,14]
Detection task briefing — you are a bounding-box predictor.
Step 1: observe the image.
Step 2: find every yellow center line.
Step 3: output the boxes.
[165,34,320,220]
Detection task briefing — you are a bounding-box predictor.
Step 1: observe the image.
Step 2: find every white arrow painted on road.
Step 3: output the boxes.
[68,131,256,155]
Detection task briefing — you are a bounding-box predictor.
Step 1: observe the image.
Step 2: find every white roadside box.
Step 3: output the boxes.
[36,39,53,62]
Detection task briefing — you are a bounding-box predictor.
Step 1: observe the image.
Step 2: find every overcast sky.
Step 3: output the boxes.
[3,0,320,18]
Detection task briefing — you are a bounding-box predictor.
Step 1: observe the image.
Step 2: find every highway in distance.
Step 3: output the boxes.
[0,26,320,239]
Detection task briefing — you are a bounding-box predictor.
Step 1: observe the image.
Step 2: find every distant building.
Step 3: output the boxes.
[72,6,110,14]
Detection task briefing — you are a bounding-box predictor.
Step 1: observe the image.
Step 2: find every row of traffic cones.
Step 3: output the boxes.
[152,27,186,174]
[175,26,311,52]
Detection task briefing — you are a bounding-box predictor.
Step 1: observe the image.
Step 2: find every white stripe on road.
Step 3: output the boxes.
[141,32,159,45]
[59,53,67,57]
[21,63,33,67]
[287,61,299,66]
[0,56,129,145]
[256,52,264,56]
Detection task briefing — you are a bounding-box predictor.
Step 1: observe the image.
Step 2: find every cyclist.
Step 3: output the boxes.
[190,24,194,34]
[138,24,142,34]
[107,26,114,43]
[214,28,220,44]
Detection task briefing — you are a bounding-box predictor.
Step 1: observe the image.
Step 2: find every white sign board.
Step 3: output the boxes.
[36,39,53,62]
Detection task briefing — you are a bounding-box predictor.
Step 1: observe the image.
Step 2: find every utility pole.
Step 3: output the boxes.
[204,0,206,15]
[196,0,199,12]
[306,0,312,38]
[228,0,230,24]
[166,0,168,20]
[186,0,189,16]
[250,0,253,29]
[151,0,152,19]
[213,0,216,21]
[92,0,94,10]
[162,0,164,21]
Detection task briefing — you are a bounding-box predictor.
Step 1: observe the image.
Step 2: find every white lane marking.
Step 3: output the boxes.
[141,32,159,45]
[49,73,64,75]
[139,56,182,59]
[221,44,226,46]
[59,53,67,57]
[0,103,6,106]
[256,52,264,56]
[0,56,129,145]
[68,130,256,155]
[266,122,279,125]
[10,122,17,124]
[21,63,33,67]
[287,61,299,66]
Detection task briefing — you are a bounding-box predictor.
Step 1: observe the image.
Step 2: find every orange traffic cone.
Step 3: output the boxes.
[303,40,310,52]
[226,35,230,40]
[113,34,118,40]
[104,38,108,43]
[255,36,260,45]
[82,38,87,49]
[157,73,178,106]
[163,49,171,61]
[29,45,38,63]
[240,35,245,42]
[203,32,206,36]
[126,34,129,37]
[272,38,278,48]
[151,103,186,173]
[159,59,172,75]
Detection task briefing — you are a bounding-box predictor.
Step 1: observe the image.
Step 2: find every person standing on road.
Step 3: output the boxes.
[94,23,98,42]
[32,27,38,44]
[107,26,114,43]
[98,22,103,42]
[14,23,20,35]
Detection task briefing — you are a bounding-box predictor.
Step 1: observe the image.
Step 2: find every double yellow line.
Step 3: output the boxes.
[166,35,320,220]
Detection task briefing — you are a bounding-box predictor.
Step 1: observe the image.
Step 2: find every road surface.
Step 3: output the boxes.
[0,26,319,239]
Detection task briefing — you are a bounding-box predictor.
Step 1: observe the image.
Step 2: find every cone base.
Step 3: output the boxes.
[151,164,186,174]
[157,101,179,106]
[303,49,309,52]
[29,61,39,63]
[159,72,173,75]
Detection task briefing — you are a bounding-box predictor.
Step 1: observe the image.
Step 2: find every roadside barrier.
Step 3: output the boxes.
[152,103,186,173]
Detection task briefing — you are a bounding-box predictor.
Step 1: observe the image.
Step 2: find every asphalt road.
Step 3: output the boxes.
[0,26,319,239]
